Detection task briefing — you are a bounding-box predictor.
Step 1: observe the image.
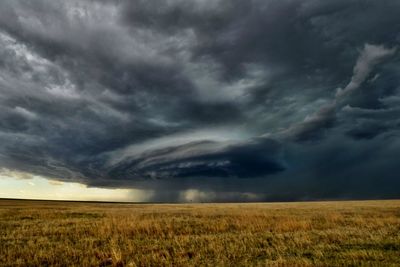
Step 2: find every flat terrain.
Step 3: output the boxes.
[0,199,399,266]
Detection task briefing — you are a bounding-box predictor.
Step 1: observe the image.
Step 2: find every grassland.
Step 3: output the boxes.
[0,199,399,266]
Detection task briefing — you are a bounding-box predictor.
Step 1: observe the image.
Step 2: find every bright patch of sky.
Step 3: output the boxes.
[0,172,151,202]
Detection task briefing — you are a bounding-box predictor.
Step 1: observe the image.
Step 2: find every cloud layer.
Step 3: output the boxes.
[0,0,400,201]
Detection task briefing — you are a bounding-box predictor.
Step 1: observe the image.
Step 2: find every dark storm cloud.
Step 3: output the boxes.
[108,137,284,180]
[0,0,400,201]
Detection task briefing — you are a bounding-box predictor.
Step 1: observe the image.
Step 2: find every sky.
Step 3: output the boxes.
[0,0,400,202]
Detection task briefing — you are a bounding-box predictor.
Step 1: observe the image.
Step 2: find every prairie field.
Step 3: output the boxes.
[0,199,399,266]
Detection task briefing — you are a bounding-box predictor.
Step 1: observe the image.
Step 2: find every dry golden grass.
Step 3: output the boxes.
[0,199,399,266]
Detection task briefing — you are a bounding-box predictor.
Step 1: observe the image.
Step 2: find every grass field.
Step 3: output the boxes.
[0,199,399,266]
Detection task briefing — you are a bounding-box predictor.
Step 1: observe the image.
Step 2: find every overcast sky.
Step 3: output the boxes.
[1,0,400,202]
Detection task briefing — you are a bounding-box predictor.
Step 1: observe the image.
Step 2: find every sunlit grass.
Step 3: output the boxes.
[1,199,399,266]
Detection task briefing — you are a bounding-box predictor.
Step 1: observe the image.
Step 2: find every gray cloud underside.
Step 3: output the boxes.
[0,0,400,201]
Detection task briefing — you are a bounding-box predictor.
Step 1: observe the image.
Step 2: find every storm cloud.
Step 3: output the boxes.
[0,0,400,201]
